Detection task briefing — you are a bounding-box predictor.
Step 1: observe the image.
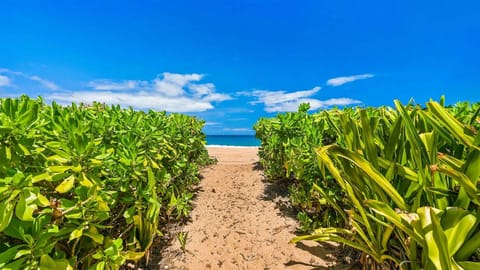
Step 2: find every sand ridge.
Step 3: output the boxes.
[159,147,336,269]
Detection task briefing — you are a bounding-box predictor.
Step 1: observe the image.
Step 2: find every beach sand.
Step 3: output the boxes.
[158,147,338,269]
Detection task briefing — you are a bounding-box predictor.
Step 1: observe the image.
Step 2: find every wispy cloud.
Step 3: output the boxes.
[88,79,142,90]
[0,75,11,87]
[29,75,59,90]
[249,87,321,106]
[326,74,374,87]
[0,68,59,90]
[48,72,232,113]
[229,117,248,121]
[244,86,361,112]
[205,122,222,126]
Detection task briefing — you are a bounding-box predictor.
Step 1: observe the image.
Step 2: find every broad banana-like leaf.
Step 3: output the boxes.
[462,149,480,193]
[458,261,480,270]
[427,101,478,150]
[438,153,464,171]
[455,228,480,261]
[359,109,379,167]
[366,200,423,243]
[418,207,452,270]
[319,145,407,209]
[441,207,477,256]
[377,158,418,182]
[394,100,431,174]
[435,165,480,206]
[291,227,376,259]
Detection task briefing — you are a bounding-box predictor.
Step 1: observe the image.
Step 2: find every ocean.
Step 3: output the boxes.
[206,135,260,147]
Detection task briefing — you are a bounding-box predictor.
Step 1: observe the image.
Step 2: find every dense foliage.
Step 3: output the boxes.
[0,96,212,269]
[254,97,480,269]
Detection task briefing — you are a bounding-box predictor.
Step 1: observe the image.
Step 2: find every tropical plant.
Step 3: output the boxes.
[255,97,480,269]
[0,95,212,269]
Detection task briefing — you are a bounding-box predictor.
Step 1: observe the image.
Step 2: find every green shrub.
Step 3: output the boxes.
[0,95,211,269]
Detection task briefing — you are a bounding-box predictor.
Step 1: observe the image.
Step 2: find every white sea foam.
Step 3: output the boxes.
[206,145,259,148]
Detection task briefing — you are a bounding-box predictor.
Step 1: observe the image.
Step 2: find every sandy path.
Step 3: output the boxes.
[159,147,336,269]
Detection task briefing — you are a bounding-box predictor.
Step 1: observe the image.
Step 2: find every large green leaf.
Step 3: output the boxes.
[458,261,480,270]
[0,201,14,231]
[366,200,423,243]
[319,145,407,209]
[15,190,38,221]
[418,207,454,270]
[435,165,480,206]
[55,175,75,194]
[427,102,478,150]
[441,207,477,255]
[0,246,21,267]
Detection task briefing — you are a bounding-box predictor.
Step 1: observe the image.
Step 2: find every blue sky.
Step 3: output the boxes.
[0,1,479,135]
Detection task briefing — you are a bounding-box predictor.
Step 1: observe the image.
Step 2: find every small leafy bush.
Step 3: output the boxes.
[0,96,211,269]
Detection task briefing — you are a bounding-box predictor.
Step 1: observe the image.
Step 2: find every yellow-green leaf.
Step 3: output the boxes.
[124,251,145,261]
[32,172,51,183]
[69,227,83,241]
[79,172,93,187]
[36,193,50,207]
[0,201,14,232]
[15,191,38,221]
[84,231,104,244]
[55,175,75,193]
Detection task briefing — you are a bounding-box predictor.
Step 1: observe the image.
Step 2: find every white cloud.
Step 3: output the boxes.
[154,72,203,97]
[154,79,184,97]
[164,72,202,85]
[189,83,214,96]
[202,93,232,102]
[29,75,59,90]
[205,122,222,126]
[326,74,374,86]
[48,91,214,112]
[245,86,361,112]
[88,79,141,90]
[250,87,321,105]
[0,75,11,87]
[48,73,232,113]
[0,68,59,90]
[187,82,231,102]
[321,98,362,106]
